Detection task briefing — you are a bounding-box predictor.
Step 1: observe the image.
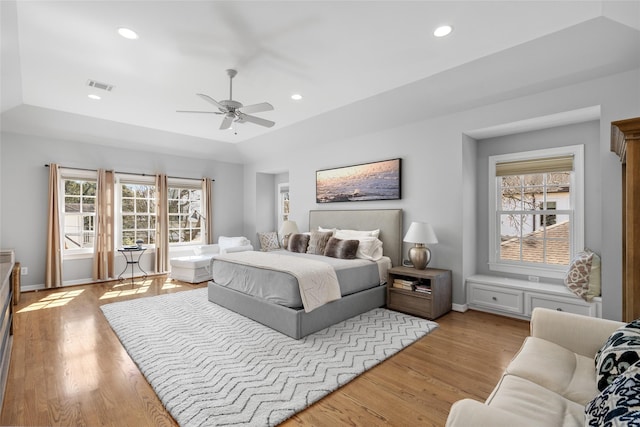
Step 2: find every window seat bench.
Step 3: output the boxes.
[466,274,602,319]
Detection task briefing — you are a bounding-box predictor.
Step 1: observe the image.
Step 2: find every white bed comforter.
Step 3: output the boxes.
[214,251,341,312]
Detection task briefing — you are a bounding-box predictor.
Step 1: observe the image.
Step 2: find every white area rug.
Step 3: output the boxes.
[101,288,438,427]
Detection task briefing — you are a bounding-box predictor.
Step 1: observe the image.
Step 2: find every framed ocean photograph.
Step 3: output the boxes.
[316,158,401,203]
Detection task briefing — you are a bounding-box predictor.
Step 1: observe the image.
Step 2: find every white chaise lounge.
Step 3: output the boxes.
[170,236,253,283]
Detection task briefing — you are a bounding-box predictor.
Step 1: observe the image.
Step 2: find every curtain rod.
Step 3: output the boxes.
[44,164,214,182]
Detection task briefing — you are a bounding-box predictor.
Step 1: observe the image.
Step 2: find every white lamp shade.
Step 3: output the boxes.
[403,222,438,244]
[279,220,299,236]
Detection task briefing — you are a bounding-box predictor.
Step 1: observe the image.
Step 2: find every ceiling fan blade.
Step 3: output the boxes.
[176,110,222,114]
[196,93,226,111]
[239,102,274,114]
[239,113,275,128]
[220,114,234,130]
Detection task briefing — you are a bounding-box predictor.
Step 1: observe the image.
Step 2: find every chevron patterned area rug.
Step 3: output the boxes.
[101,288,438,427]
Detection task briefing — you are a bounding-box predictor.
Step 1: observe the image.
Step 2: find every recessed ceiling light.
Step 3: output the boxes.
[291,94,302,101]
[433,25,453,38]
[88,94,101,100]
[118,27,139,40]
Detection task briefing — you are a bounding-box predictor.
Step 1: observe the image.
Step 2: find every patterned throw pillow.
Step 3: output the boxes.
[306,230,334,255]
[586,360,640,426]
[257,231,280,252]
[596,319,640,391]
[564,249,601,301]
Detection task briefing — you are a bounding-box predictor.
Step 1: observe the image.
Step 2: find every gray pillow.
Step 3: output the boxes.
[287,233,310,253]
[306,230,334,255]
[324,237,359,259]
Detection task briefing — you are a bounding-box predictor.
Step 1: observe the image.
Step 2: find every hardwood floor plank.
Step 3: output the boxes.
[1,277,529,426]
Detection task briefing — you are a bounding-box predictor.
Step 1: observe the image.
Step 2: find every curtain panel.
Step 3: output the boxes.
[155,174,169,273]
[202,178,214,244]
[45,163,63,288]
[93,169,115,280]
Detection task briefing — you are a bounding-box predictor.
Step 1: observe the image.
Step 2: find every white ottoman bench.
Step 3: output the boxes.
[170,255,216,283]
[169,237,253,283]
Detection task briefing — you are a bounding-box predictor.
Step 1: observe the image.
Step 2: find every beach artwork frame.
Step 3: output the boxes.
[316,158,401,203]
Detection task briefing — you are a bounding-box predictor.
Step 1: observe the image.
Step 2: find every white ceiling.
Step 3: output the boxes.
[2,1,640,161]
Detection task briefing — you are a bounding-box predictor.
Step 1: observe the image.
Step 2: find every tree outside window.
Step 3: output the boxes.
[168,187,203,244]
[121,183,156,246]
[63,179,96,249]
[499,172,571,266]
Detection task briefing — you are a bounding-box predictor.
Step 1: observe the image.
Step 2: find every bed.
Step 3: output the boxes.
[207,209,403,339]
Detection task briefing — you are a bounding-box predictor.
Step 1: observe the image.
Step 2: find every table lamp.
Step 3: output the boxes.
[279,220,299,248]
[403,221,438,270]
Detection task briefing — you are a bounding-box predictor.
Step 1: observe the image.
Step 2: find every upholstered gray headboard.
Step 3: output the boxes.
[309,209,403,267]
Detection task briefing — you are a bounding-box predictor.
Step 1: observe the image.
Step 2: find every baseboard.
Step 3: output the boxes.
[21,284,44,292]
[452,303,468,313]
[20,273,166,293]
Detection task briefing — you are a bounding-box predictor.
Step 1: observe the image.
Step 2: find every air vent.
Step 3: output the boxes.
[86,79,114,92]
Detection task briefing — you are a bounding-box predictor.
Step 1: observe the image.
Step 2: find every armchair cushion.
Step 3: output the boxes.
[506,336,598,405]
[530,307,623,358]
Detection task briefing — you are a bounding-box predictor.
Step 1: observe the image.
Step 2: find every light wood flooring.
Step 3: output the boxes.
[1,276,529,426]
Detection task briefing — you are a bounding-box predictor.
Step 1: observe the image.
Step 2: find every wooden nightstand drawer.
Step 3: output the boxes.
[388,289,432,318]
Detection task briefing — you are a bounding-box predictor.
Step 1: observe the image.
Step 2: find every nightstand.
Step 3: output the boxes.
[387,266,452,319]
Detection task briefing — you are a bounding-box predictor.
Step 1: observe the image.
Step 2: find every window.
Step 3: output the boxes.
[168,184,203,245]
[62,170,97,254]
[488,145,584,279]
[120,180,156,246]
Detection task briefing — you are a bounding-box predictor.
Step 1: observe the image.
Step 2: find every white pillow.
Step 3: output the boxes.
[355,237,383,261]
[195,245,218,255]
[334,229,380,239]
[318,226,336,234]
[218,236,248,249]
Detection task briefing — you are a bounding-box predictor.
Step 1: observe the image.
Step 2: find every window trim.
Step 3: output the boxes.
[167,179,205,246]
[60,168,97,259]
[488,145,584,279]
[116,174,157,249]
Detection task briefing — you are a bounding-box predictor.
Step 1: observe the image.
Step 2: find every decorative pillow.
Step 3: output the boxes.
[564,249,601,301]
[306,230,334,255]
[586,360,640,425]
[323,237,359,260]
[257,231,280,252]
[596,319,640,391]
[287,233,310,253]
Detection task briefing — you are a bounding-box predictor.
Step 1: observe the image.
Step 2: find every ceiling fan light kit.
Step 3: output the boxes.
[178,69,275,131]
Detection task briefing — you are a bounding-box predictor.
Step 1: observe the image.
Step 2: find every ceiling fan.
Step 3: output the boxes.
[178,69,275,130]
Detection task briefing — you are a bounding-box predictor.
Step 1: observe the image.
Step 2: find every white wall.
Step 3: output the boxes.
[242,68,640,320]
[0,132,245,288]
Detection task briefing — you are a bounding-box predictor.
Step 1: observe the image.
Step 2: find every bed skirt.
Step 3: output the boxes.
[207,281,387,339]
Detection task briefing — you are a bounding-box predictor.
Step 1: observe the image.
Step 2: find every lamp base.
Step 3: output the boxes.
[282,234,291,249]
[408,244,431,270]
